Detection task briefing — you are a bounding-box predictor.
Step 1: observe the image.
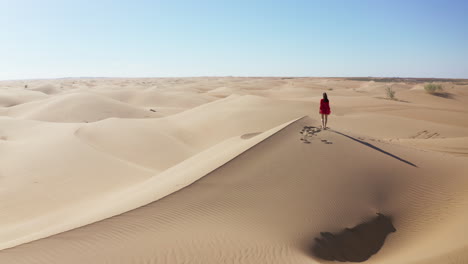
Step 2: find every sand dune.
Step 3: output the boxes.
[30,84,61,95]
[0,90,47,107]
[0,92,307,250]
[0,117,297,251]
[74,94,309,170]
[129,89,215,108]
[96,87,216,108]
[0,77,467,263]
[1,116,467,263]
[0,117,155,249]
[2,92,161,122]
[396,137,468,157]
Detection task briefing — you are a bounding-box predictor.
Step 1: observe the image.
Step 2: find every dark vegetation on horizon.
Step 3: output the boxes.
[345,77,468,83]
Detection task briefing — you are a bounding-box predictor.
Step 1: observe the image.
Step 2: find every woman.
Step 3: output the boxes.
[319,93,331,129]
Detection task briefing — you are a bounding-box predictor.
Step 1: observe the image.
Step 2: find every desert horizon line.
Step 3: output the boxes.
[2,76,468,82]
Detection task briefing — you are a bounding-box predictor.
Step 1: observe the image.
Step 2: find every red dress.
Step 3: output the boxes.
[319,99,331,115]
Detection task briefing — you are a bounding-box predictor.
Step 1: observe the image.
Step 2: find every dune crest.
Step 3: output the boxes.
[1,77,468,263]
[4,92,161,122]
[0,115,300,250]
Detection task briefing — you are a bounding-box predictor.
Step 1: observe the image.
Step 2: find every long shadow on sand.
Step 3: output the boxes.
[330,130,417,168]
[432,92,455,99]
[312,213,396,262]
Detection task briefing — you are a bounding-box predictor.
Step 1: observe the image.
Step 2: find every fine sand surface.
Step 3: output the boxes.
[0,77,467,263]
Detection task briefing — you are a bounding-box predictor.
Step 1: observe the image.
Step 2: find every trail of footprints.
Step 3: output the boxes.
[410,130,441,139]
[300,126,333,144]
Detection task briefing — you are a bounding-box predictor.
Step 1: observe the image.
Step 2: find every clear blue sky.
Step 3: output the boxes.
[1,0,467,80]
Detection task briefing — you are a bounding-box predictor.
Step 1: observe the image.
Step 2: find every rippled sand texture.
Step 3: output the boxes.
[1,77,467,263]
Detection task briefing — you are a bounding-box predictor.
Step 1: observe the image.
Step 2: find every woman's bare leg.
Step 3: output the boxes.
[321,114,325,129]
[324,115,328,129]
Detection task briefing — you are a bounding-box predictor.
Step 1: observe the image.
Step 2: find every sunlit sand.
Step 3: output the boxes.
[0,77,467,263]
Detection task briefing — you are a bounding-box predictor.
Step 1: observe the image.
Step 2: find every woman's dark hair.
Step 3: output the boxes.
[323,92,329,103]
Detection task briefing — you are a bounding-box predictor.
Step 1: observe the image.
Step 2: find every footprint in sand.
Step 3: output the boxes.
[300,126,333,144]
[300,126,321,143]
[410,130,441,139]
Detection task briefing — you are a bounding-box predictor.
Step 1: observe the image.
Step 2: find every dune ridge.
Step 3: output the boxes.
[1,115,467,263]
[0,115,300,250]
[3,92,161,122]
[1,77,468,263]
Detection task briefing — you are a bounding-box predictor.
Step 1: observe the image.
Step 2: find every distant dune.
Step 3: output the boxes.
[0,77,467,263]
[2,92,161,122]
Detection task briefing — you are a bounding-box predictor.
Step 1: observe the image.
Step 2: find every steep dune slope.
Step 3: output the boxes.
[1,117,467,263]
[0,115,299,251]
[0,118,156,250]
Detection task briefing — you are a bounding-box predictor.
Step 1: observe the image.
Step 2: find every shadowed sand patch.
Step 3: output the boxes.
[241,132,261,139]
[30,84,61,95]
[312,213,396,262]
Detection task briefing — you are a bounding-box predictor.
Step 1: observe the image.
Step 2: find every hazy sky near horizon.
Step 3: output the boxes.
[1,0,467,80]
